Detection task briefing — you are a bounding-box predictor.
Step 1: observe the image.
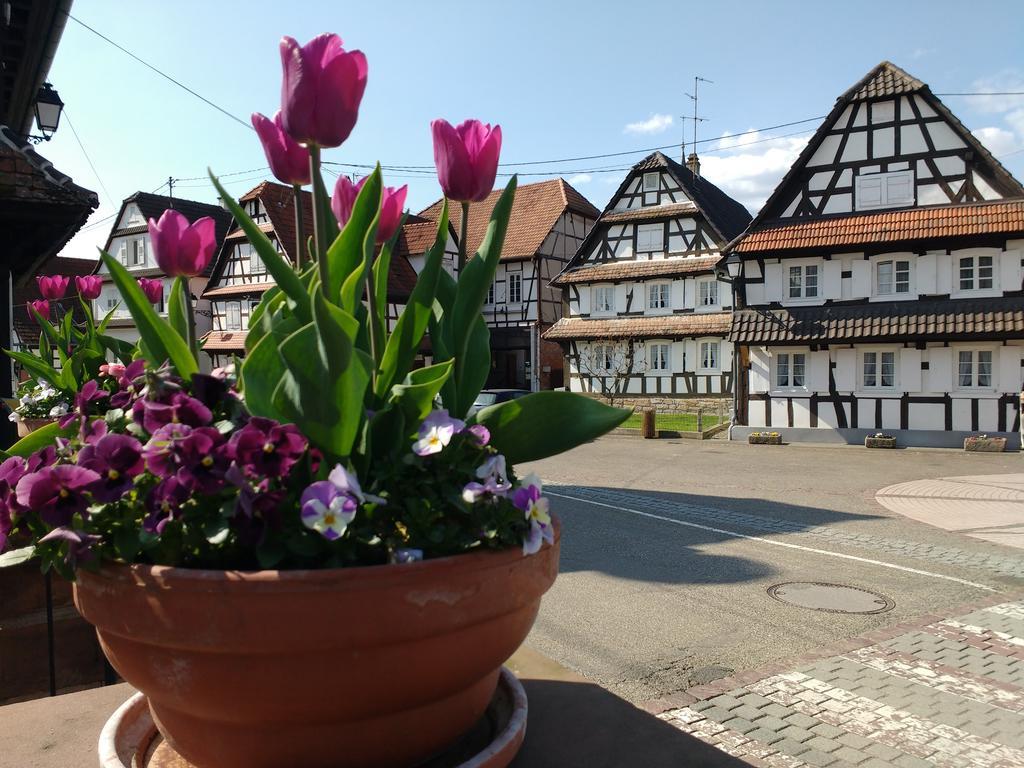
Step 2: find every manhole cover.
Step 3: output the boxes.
[767,582,894,614]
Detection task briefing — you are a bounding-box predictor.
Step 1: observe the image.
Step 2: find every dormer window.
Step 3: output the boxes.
[124,204,143,226]
[642,172,660,206]
[855,170,914,211]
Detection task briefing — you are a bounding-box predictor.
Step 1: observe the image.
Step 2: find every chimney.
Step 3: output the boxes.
[686,152,701,177]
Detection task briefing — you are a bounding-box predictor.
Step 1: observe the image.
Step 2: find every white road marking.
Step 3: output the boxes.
[547,490,997,592]
[986,602,1024,622]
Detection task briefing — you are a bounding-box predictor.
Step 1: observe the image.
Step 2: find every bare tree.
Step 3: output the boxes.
[573,338,648,408]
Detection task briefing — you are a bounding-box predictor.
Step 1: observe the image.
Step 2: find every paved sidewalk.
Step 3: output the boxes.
[877,474,1024,551]
[653,595,1024,767]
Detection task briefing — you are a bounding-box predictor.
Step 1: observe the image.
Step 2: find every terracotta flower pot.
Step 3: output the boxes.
[73,520,560,768]
[16,417,53,438]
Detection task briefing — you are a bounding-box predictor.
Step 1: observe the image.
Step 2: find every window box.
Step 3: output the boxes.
[964,435,1006,452]
[748,431,783,445]
[865,434,897,449]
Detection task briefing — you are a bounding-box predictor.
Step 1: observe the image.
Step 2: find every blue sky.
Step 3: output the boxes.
[43,0,1024,261]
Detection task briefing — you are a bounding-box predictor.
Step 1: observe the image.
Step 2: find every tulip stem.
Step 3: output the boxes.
[293,184,307,268]
[457,201,470,275]
[309,144,329,289]
[176,276,199,362]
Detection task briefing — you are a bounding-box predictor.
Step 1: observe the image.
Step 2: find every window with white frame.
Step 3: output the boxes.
[241,243,263,275]
[698,278,719,307]
[648,342,670,373]
[486,280,495,306]
[957,349,994,389]
[788,264,819,299]
[958,254,995,292]
[106,297,118,311]
[862,350,897,389]
[593,285,614,313]
[699,340,720,371]
[245,199,269,224]
[124,204,143,226]
[118,242,128,266]
[855,170,914,211]
[643,172,659,193]
[775,351,807,389]
[647,282,669,310]
[592,344,613,372]
[227,302,242,330]
[876,259,910,296]
[508,273,522,304]
[636,223,664,252]
[132,238,146,266]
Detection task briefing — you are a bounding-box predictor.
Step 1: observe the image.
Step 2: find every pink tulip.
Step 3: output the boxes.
[252,111,310,186]
[75,275,103,300]
[29,300,51,322]
[147,210,217,277]
[138,278,163,304]
[331,175,408,244]
[431,119,502,203]
[279,34,367,148]
[36,275,70,300]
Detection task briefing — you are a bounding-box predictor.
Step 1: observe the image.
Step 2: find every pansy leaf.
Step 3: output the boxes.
[469,391,630,464]
[0,546,35,568]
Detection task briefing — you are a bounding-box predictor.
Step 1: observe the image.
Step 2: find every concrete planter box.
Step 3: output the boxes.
[748,433,783,445]
[964,436,1007,452]
[865,436,897,449]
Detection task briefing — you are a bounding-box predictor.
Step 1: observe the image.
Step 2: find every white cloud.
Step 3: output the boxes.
[568,173,592,185]
[965,71,1024,114]
[696,130,811,212]
[624,113,674,135]
[973,126,1020,157]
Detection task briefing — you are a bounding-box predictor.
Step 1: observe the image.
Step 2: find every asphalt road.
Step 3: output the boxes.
[519,436,1024,704]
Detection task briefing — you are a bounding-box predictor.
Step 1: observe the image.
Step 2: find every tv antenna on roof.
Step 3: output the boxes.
[683,76,712,173]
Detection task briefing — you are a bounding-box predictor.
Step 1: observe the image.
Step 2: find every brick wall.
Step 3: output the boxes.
[539,334,564,389]
[575,392,731,413]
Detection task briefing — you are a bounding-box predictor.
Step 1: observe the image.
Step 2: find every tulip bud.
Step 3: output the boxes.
[252,111,310,186]
[138,278,164,305]
[331,175,407,245]
[75,275,103,301]
[431,119,502,203]
[29,299,51,322]
[36,275,70,300]
[279,34,367,148]
[147,210,217,277]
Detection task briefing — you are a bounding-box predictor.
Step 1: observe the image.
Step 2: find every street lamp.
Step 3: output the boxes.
[33,83,64,140]
[723,252,743,281]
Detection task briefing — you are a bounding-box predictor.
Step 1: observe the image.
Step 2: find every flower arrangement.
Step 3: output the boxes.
[0,31,628,579]
[6,273,134,425]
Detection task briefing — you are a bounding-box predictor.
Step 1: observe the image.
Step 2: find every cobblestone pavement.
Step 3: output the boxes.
[556,485,1024,580]
[657,598,1024,767]
[877,475,1024,551]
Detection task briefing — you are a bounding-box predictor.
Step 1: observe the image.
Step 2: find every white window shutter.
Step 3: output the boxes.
[671,280,685,310]
[834,349,855,390]
[935,253,953,294]
[682,278,695,309]
[900,348,922,392]
[764,263,783,302]
[749,348,770,393]
[615,283,629,313]
[927,347,953,393]
[809,351,830,392]
[578,286,591,315]
[851,260,871,299]
[671,341,685,372]
[916,254,937,295]
[998,346,1022,392]
[683,339,697,372]
[1000,250,1021,292]
[823,261,842,300]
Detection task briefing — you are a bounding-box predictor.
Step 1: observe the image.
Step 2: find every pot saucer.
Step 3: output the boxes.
[100,666,528,768]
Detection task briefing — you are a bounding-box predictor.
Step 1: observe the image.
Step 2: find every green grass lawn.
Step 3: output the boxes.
[619,412,723,432]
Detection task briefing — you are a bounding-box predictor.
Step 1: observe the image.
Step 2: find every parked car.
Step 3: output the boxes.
[469,389,531,416]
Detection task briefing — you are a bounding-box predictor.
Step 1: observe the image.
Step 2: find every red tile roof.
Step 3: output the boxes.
[600,202,699,224]
[543,313,731,341]
[419,178,599,260]
[201,330,248,351]
[734,200,1024,254]
[203,282,277,298]
[555,255,720,285]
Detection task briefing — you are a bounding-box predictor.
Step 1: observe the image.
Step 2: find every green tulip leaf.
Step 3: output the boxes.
[4,420,77,458]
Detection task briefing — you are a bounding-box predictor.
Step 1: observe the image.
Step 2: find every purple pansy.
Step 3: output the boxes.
[60,379,107,429]
[144,477,190,534]
[299,464,364,540]
[412,409,465,457]
[0,457,26,552]
[77,433,144,503]
[143,423,224,491]
[109,359,146,409]
[133,392,213,434]
[15,465,101,527]
[467,424,490,446]
[512,473,553,556]
[227,417,307,478]
[38,527,102,567]
[391,548,424,564]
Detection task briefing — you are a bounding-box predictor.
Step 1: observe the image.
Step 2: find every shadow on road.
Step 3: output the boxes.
[548,485,879,586]
[512,678,750,767]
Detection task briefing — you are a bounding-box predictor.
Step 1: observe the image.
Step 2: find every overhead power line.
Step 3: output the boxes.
[65,12,253,131]
[61,108,115,208]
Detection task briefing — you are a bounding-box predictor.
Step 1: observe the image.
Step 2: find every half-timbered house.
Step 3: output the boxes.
[201,181,451,369]
[726,62,1024,447]
[545,152,752,404]
[94,192,232,362]
[420,178,599,390]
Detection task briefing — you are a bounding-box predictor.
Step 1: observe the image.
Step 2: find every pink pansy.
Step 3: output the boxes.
[431,119,502,203]
[147,209,217,277]
[331,175,407,244]
[412,409,465,457]
[279,33,367,148]
[252,110,310,186]
[75,275,103,300]
[37,275,70,300]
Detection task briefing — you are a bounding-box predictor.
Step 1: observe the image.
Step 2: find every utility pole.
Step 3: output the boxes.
[683,76,712,174]
[167,176,175,202]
